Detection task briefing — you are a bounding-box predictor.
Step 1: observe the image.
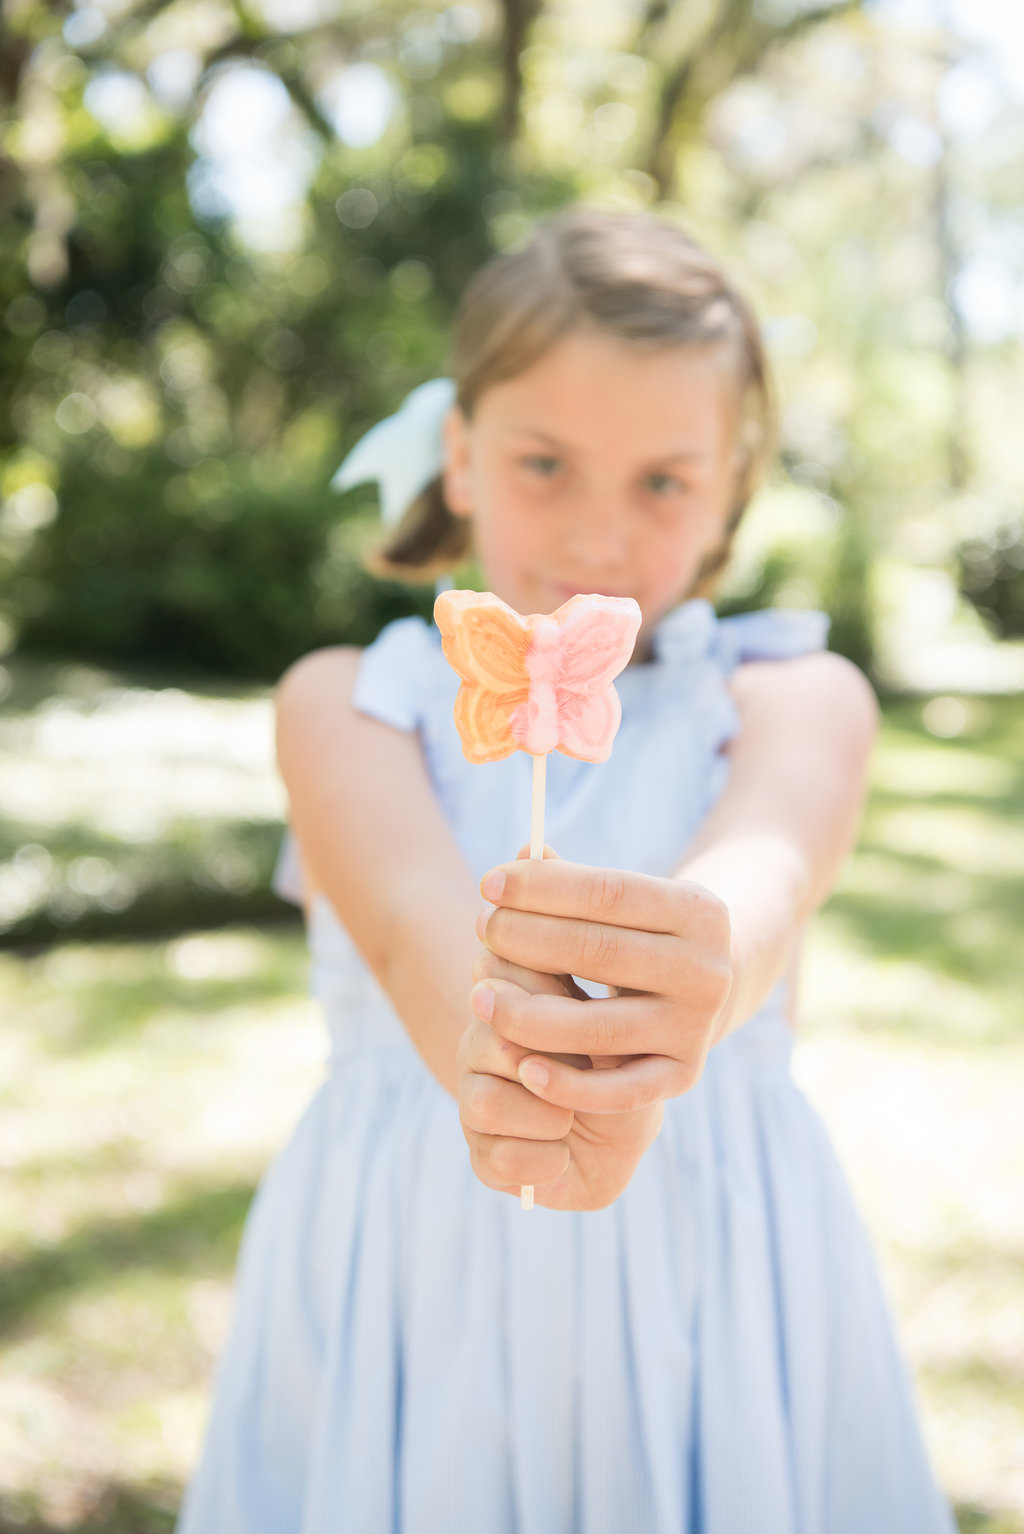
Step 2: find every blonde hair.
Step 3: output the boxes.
[371,205,774,596]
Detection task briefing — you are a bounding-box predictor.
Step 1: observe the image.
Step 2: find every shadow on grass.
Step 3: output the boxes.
[0,1179,254,1338]
[953,1505,1024,1534]
[0,817,295,950]
[1,917,312,1056]
[39,944,308,1055]
[826,855,1023,983]
[0,1480,178,1533]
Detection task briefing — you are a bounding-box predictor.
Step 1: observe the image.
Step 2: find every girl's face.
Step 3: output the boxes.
[442,326,742,657]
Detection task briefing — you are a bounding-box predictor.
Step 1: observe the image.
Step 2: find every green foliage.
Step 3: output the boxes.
[957,518,1024,642]
[2,0,1022,684]
[0,7,577,678]
[0,811,291,947]
[0,102,521,672]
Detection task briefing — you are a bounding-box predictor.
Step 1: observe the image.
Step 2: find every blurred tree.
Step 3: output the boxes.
[634,0,861,197]
[957,519,1024,641]
[1,0,1022,684]
[0,0,573,677]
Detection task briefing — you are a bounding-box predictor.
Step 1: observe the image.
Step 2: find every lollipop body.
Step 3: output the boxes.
[433,589,642,764]
[433,589,641,1210]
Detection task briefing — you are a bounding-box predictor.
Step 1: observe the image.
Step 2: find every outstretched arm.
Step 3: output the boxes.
[275,647,484,1099]
[469,649,878,1119]
[676,647,878,1043]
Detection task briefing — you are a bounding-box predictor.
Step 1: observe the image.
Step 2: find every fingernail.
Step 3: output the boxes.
[480,869,506,903]
[470,982,494,1022]
[518,1059,549,1090]
[475,910,488,942]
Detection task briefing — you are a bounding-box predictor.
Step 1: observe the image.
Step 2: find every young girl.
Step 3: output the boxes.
[177,207,957,1532]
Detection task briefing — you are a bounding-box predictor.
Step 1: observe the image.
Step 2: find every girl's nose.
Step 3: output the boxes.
[562,492,629,570]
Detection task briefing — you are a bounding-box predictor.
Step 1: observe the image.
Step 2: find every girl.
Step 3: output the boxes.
[178,207,957,1532]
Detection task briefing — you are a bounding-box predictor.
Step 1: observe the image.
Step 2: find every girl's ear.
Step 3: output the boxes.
[442,405,474,519]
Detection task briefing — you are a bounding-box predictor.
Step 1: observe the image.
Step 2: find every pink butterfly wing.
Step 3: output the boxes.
[543,595,641,762]
[551,595,642,689]
[556,686,622,763]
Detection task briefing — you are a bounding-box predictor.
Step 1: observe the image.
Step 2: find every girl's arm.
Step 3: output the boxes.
[675,647,878,1044]
[275,646,484,1099]
[469,649,878,1116]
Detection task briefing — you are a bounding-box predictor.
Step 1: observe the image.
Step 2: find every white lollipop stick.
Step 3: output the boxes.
[521,753,548,1210]
[432,589,642,1219]
[529,753,546,861]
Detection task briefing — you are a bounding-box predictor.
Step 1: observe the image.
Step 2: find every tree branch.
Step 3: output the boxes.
[642,0,863,197]
[202,26,357,144]
[497,0,543,143]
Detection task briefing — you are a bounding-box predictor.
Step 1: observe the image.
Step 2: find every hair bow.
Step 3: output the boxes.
[330,377,456,525]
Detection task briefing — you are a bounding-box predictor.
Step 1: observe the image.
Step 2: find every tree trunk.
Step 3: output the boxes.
[499,0,543,144]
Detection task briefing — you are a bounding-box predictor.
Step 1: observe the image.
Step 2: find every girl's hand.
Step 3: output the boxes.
[471,854,732,1118]
[456,955,665,1211]
[457,847,665,1211]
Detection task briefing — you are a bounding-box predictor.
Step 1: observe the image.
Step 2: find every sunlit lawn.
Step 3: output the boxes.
[0,682,1022,1532]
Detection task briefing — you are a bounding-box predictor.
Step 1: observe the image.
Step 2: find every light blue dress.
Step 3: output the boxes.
[177,599,957,1534]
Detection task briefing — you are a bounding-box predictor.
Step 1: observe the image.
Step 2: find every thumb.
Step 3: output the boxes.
[515,842,561,861]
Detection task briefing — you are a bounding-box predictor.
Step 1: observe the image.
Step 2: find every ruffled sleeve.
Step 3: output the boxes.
[657,603,830,829]
[351,616,438,732]
[714,607,830,670]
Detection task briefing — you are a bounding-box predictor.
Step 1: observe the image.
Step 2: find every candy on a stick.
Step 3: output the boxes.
[433,588,643,1208]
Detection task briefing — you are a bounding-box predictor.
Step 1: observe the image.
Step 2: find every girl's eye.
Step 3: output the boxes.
[646,472,683,496]
[522,455,561,477]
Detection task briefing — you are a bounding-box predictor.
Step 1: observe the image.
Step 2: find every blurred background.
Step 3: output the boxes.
[1,0,1022,1528]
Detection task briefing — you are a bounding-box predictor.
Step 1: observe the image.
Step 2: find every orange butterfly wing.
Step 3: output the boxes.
[434,590,530,763]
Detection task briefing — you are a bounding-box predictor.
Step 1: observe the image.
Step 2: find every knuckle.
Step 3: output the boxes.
[456,1016,491,1072]
[711,959,733,1009]
[550,1105,575,1137]
[468,1141,505,1191]
[472,947,497,983]
[634,1075,662,1109]
[697,957,733,1013]
[673,1055,703,1095]
[471,1071,500,1113]
[458,1075,492,1132]
[484,907,512,957]
[701,890,731,946]
[664,942,693,993]
[591,866,628,919]
[588,1009,618,1057]
[488,1138,521,1183]
[579,922,617,972]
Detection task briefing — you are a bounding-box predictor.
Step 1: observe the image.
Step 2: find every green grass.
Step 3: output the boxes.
[813,693,1024,1044]
[0,926,324,1531]
[0,657,295,946]
[0,683,1022,1530]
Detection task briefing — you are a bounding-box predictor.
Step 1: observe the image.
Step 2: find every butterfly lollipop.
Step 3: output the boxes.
[433,588,643,1207]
